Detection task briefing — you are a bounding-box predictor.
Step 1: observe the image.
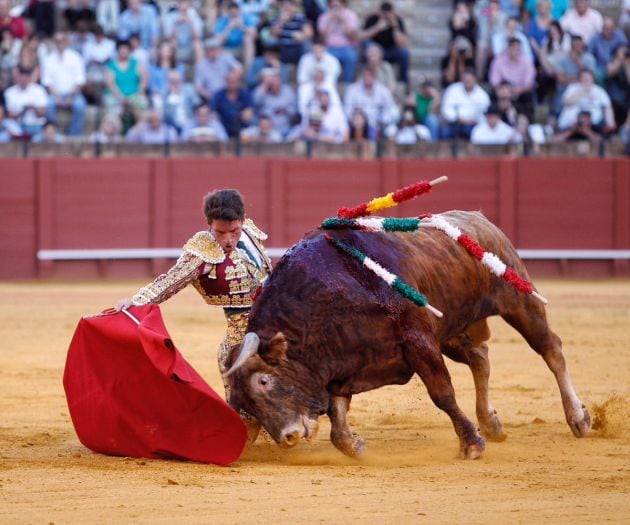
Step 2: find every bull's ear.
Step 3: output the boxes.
[266,332,288,363]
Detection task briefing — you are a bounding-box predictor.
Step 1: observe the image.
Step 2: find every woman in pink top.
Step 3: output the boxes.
[317,0,359,83]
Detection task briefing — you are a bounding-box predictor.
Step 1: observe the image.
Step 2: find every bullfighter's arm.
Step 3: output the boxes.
[132,252,205,305]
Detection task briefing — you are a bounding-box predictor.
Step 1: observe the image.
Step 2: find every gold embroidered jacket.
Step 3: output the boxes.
[132,219,272,309]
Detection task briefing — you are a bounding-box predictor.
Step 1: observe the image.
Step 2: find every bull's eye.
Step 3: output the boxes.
[259,377,268,386]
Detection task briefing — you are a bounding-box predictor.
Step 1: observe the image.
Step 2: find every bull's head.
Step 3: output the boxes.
[224,332,326,449]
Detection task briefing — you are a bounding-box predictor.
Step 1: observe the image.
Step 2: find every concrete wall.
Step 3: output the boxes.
[1,157,628,279]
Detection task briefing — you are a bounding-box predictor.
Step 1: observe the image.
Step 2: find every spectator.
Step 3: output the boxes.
[524,0,569,21]
[126,109,178,144]
[212,68,254,138]
[246,43,289,89]
[302,0,326,36]
[605,45,630,127]
[348,107,377,141]
[498,0,522,19]
[551,109,603,143]
[41,31,87,136]
[552,34,596,114]
[296,39,341,86]
[525,0,553,48]
[118,0,160,50]
[252,67,296,137]
[15,34,42,84]
[195,37,241,103]
[235,0,272,27]
[290,108,343,144]
[71,20,95,57]
[530,20,570,103]
[0,29,20,91]
[96,0,120,38]
[268,0,313,65]
[240,113,283,143]
[90,114,123,143]
[386,107,431,145]
[5,66,48,136]
[622,0,630,40]
[64,0,96,31]
[343,67,398,134]
[82,25,116,103]
[560,0,603,45]
[470,104,522,144]
[317,0,360,84]
[450,1,478,50]
[182,104,229,143]
[442,35,475,88]
[406,79,441,142]
[360,1,410,84]
[32,120,65,144]
[298,65,343,118]
[0,103,21,142]
[488,37,537,120]
[304,87,349,143]
[492,17,534,62]
[557,68,615,132]
[440,68,491,139]
[365,42,396,95]
[153,69,200,134]
[128,33,150,67]
[23,0,55,39]
[493,80,519,126]
[162,0,203,65]
[0,0,28,39]
[214,1,257,70]
[103,39,148,122]
[588,17,628,81]
[475,0,507,79]
[148,40,186,98]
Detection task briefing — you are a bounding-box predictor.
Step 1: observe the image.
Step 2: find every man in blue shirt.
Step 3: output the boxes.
[214,1,258,69]
[118,0,160,50]
[588,16,628,81]
[212,69,254,137]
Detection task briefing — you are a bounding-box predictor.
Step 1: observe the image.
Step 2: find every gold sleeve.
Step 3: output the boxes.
[132,252,205,305]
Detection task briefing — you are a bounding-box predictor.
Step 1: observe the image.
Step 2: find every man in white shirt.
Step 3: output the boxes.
[560,0,603,45]
[41,31,87,136]
[4,66,49,136]
[557,68,615,131]
[297,40,342,86]
[470,105,522,144]
[440,68,491,139]
[343,67,398,132]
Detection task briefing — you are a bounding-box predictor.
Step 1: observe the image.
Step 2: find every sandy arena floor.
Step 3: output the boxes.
[0,279,629,524]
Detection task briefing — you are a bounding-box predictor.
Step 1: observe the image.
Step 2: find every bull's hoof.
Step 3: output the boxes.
[480,411,507,442]
[569,405,591,438]
[331,431,365,458]
[460,436,486,460]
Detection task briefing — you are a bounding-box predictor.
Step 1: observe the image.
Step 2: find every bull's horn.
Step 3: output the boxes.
[223,332,260,378]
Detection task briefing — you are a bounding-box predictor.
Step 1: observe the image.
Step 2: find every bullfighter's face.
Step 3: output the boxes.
[209,219,243,255]
[225,332,326,448]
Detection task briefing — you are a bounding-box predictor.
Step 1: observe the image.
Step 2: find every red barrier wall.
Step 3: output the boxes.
[1,157,628,280]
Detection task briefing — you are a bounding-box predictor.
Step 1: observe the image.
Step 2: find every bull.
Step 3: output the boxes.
[224,210,591,459]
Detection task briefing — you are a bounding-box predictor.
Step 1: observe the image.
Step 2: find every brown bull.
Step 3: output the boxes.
[224,211,591,459]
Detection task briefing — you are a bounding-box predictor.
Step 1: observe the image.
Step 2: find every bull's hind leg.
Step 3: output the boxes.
[503,303,591,437]
[442,320,506,442]
[327,395,366,458]
[405,332,485,459]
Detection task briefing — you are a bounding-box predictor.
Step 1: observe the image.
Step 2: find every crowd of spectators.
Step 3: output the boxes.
[0,0,627,151]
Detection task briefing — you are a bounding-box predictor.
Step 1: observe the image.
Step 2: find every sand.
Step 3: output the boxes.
[1,279,629,524]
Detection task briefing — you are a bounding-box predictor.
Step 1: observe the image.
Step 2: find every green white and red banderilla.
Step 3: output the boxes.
[324,234,444,318]
[322,215,547,305]
[425,215,548,305]
[336,176,448,219]
[322,216,423,231]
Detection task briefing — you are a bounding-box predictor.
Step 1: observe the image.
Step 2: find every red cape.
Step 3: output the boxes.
[63,304,247,465]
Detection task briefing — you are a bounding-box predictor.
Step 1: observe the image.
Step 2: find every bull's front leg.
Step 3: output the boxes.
[406,333,486,459]
[327,395,366,458]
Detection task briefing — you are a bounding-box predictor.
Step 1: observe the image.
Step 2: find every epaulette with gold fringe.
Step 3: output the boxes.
[243,218,268,240]
[182,231,225,264]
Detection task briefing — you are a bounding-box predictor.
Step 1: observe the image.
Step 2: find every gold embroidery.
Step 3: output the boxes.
[132,252,203,305]
[243,218,267,240]
[182,231,225,263]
